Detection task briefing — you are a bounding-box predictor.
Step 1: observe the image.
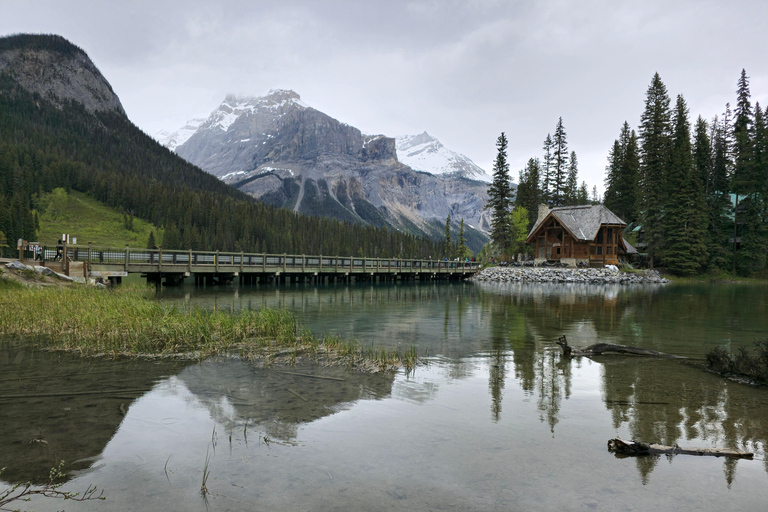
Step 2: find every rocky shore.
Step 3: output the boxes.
[471,266,671,284]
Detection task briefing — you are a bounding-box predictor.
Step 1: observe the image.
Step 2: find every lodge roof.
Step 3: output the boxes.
[526,204,627,243]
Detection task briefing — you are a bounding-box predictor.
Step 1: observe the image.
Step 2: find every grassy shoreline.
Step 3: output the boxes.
[0,284,417,372]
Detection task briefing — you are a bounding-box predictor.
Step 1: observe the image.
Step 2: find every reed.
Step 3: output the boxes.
[0,284,419,371]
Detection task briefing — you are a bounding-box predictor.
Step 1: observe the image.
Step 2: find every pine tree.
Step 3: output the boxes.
[664,95,708,275]
[146,230,156,249]
[455,218,471,259]
[515,158,542,227]
[604,122,640,223]
[485,132,513,258]
[638,73,672,268]
[565,151,578,205]
[739,100,768,274]
[731,70,767,275]
[549,118,569,206]
[541,134,553,204]
[707,110,734,270]
[444,213,452,256]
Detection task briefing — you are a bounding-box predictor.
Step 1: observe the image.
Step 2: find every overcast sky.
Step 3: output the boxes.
[3,0,768,193]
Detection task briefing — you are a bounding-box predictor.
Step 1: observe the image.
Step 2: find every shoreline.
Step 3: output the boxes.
[470,266,671,284]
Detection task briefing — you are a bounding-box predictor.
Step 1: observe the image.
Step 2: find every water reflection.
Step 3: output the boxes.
[0,344,189,483]
[176,358,395,442]
[2,281,767,510]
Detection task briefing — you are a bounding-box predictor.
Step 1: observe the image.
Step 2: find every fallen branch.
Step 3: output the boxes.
[607,438,753,459]
[557,335,685,359]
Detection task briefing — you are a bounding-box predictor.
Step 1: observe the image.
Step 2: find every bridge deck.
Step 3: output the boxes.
[15,245,479,284]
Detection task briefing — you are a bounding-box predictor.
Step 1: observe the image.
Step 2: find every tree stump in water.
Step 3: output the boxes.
[556,335,685,359]
[608,438,753,459]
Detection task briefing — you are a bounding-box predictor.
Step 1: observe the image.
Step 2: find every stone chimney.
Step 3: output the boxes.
[537,204,550,223]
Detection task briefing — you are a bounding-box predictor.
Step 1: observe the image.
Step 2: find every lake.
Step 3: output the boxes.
[1,280,767,511]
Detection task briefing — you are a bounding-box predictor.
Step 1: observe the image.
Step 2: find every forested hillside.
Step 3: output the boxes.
[0,34,442,258]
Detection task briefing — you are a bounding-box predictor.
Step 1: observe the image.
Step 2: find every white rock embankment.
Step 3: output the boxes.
[471,266,671,284]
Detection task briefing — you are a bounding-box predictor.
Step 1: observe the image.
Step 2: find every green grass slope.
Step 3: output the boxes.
[35,188,161,247]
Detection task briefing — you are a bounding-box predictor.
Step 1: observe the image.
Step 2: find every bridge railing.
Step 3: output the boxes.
[64,245,479,272]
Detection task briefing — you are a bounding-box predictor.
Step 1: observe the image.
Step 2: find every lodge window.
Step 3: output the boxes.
[596,229,604,244]
[597,246,603,255]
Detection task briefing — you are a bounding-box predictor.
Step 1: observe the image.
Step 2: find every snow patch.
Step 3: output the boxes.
[396,132,490,182]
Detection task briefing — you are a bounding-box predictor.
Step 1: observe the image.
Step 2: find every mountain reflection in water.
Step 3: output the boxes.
[1,281,767,511]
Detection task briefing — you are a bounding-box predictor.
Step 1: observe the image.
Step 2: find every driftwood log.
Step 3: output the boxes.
[608,438,753,459]
[556,335,685,359]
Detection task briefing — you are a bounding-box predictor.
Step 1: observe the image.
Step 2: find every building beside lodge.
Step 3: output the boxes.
[525,204,637,267]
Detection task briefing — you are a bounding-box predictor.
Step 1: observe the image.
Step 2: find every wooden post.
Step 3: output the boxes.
[125,246,129,272]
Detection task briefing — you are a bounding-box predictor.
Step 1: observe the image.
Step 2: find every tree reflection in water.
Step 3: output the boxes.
[475,281,767,485]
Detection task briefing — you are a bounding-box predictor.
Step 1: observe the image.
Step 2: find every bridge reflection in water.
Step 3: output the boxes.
[19,244,479,286]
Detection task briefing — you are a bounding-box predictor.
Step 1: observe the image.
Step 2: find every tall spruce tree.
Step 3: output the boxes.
[638,73,672,268]
[548,118,569,206]
[565,151,579,205]
[444,213,452,256]
[515,157,542,228]
[664,95,708,275]
[455,218,471,259]
[604,121,640,223]
[485,132,513,258]
[730,70,768,275]
[707,110,734,270]
[739,100,768,274]
[541,134,553,204]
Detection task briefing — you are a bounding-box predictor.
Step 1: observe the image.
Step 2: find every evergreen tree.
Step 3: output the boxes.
[707,110,734,270]
[577,181,589,204]
[549,118,569,206]
[541,134,553,204]
[565,151,578,205]
[515,158,542,228]
[604,121,640,223]
[146,230,156,249]
[444,213,452,255]
[664,95,708,275]
[455,218,471,259]
[638,73,672,268]
[731,70,767,275]
[485,132,513,258]
[739,100,768,274]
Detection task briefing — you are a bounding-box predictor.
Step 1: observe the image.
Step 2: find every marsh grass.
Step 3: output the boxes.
[0,284,419,372]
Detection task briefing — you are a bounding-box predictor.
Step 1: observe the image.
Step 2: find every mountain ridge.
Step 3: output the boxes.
[159,90,492,249]
[0,34,442,259]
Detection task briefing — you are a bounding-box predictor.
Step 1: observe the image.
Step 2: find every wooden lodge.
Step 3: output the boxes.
[525,204,637,267]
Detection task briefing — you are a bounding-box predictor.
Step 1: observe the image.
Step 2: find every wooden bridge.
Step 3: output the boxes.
[16,244,479,286]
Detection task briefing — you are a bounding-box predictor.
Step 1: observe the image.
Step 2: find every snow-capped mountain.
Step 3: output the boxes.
[396,132,490,182]
[159,90,493,248]
[155,118,205,152]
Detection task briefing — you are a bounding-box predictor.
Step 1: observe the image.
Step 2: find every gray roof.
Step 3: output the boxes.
[621,237,638,254]
[527,204,627,242]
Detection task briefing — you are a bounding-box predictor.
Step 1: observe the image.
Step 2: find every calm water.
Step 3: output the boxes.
[2,281,767,511]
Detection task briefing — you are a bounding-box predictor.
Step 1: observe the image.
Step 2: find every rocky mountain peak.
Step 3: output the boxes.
[0,34,125,115]
[396,132,489,181]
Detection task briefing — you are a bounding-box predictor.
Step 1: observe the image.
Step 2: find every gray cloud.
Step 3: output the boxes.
[2,0,767,193]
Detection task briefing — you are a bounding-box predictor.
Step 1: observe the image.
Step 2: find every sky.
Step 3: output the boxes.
[3,0,768,194]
